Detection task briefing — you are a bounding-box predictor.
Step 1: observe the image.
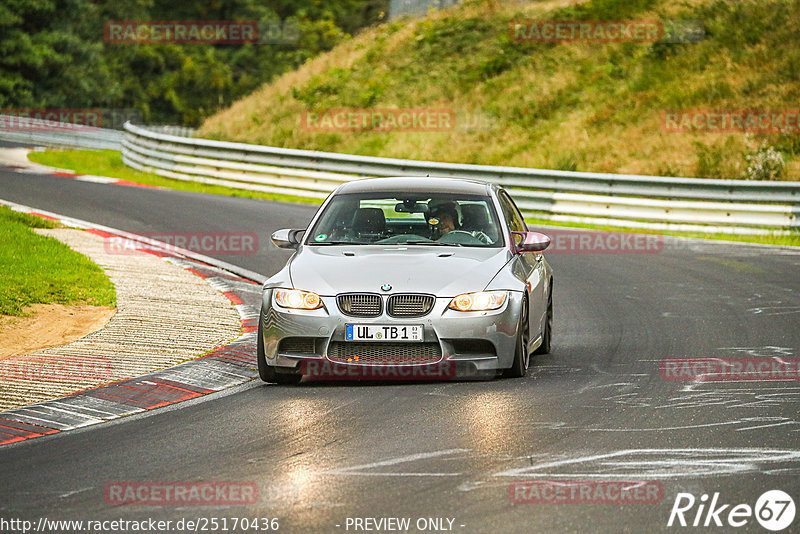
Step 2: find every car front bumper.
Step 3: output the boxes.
[260,288,523,378]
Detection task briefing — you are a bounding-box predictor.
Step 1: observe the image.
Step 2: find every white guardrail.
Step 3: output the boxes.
[3,115,797,235]
[122,122,800,235]
[0,116,124,151]
[0,115,196,151]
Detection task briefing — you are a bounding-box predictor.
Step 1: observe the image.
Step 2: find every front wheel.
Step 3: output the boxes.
[257,312,302,385]
[503,298,530,378]
[534,288,552,355]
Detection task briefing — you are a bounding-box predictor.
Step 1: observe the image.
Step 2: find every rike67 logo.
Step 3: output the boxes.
[668,490,795,531]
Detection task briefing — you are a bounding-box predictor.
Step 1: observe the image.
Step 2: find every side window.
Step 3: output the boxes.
[498,191,527,233]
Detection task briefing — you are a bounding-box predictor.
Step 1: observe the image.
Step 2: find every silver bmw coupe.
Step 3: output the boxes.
[257,177,553,384]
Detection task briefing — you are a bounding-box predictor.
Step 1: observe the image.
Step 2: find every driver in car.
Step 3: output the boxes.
[430,203,492,244]
[431,204,459,237]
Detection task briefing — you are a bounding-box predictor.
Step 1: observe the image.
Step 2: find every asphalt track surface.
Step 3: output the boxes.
[1,163,800,533]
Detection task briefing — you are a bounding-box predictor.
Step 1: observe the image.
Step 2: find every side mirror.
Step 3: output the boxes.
[511,231,550,253]
[271,228,304,249]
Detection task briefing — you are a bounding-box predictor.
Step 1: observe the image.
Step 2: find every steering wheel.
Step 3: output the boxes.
[438,230,486,245]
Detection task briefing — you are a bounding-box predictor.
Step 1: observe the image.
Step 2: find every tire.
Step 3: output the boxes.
[503,298,530,378]
[257,311,302,385]
[273,371,302,385]
[534,286,553,355]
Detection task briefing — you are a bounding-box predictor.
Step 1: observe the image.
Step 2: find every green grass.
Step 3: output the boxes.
[198,0,800,180]
[523,216,800,247]
[27,149,323,206]
[0,206,116,316]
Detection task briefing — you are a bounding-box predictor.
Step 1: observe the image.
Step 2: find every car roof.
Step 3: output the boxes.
[335,177,494,196]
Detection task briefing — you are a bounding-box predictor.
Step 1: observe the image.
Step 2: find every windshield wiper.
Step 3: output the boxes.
[308,240,363,246]
[402,240,463,247]
[314,239,465,247]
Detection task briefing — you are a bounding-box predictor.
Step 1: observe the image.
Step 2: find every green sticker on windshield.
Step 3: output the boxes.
[315,234,327,241]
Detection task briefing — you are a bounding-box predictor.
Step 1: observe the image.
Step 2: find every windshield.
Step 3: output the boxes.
[306,192,503,247]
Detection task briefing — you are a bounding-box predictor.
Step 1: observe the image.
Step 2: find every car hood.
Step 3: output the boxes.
[289,245,512,296]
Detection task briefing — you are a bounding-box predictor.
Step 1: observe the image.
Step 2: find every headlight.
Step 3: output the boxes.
[448,291,507,312]
[274,288,323,310]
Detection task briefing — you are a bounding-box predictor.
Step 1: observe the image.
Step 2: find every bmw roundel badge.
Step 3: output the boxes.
[381,283,392,292]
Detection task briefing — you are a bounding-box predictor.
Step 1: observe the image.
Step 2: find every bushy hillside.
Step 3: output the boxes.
[199,0,800,179]
[0,0,387,125]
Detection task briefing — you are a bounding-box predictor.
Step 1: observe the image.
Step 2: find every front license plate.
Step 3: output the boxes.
[346,324,423,342]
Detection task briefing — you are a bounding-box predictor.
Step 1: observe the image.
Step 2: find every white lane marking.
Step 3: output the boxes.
[18,405,104,427]
[491,449,800,480]
[317,448,470,477]
[747,306,800,316]
[736,420,797,432]
[59,487,93,499]
[321,472,462,477]
[74,175,117,184]
[719,346,795,357]
[48,400,124,418]
[235,303,259,319]
[457,481,485,492]
[585,421,744,432]
[499,417,798,434]
[593,418,799,433]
